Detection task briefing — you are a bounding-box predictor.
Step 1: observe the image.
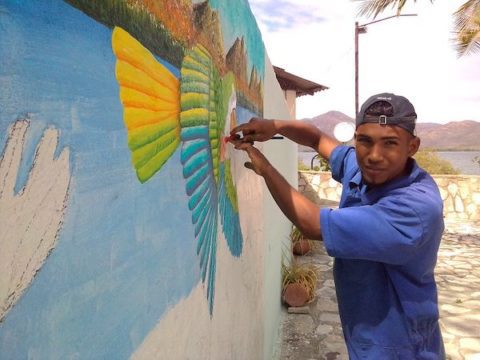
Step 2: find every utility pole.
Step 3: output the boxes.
[354,14,417,116]
[354,21,366,117]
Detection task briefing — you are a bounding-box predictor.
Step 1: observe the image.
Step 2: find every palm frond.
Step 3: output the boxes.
[354,0,433,19]
[355,0,406,18]
[453,0,480,56]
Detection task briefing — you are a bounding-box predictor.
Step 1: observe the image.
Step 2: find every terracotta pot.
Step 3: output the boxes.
[282,283,309,307]
[292,239,311,255]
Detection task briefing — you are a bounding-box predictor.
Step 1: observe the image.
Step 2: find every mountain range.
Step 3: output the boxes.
[303,111,480,151]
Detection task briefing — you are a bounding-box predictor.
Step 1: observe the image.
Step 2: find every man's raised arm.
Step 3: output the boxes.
[230,118,340,160]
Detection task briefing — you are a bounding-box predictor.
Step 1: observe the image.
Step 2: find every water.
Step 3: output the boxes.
[436,151,480,175]
[299,151,480,175]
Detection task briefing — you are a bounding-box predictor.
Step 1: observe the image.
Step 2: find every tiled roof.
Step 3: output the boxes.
[273,66,328,97]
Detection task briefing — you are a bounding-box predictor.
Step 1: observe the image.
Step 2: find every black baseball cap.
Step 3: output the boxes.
[356,92,417,135]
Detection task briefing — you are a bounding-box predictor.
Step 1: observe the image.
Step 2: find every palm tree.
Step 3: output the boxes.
[356,0,480,56]
[454,0,480,55]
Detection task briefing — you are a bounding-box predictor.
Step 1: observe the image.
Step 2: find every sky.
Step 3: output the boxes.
[248,0,480,124]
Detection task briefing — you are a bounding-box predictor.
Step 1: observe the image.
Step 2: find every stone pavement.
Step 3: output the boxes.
[278,220,480,360]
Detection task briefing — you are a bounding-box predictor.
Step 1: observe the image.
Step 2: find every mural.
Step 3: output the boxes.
[0,120,71,322]
[112,27,243,313]
[0,0,266,358]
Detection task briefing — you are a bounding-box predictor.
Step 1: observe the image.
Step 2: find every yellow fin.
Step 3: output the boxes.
[112,26,181,182]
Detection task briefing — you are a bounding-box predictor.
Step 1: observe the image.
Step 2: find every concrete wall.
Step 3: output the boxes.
[435,175,480,222]
[0,2,292,359]
[283,89,297,119]
[298,171,480,222]
[262,58,297,360]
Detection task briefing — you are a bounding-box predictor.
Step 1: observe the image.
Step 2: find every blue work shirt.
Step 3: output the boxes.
[320,146,445,359]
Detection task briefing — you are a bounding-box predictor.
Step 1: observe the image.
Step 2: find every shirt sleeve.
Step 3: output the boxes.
[320,196,426,265]
[329,145,357,183]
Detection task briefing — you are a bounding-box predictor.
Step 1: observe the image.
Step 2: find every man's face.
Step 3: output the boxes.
[355,123,420,187]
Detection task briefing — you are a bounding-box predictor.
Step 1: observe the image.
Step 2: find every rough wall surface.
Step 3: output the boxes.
[299,171,480,222]
[0,1,290,359]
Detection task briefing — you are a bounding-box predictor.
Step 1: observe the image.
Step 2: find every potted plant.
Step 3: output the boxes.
[290,226,313,256]
[281,260,317,307]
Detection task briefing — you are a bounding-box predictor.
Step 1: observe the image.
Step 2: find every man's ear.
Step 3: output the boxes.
[408,136,421,157]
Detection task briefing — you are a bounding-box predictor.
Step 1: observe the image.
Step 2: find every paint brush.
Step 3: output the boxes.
[223,134,284,143]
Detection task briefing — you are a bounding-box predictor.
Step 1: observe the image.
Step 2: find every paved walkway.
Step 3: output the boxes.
[278,220,480,360]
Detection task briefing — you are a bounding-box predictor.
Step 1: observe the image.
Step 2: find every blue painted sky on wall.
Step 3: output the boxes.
[0,1,196,358]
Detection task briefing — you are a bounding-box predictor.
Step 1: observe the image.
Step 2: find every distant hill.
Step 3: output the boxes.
[416,120,480,150]
[303,111,353,138]
[301,112,480,151]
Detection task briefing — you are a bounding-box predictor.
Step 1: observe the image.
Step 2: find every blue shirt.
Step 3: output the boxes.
[320,146,445,359]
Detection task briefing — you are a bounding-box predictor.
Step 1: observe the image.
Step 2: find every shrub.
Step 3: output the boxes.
[414,150,459,175]
[298,155,329,172]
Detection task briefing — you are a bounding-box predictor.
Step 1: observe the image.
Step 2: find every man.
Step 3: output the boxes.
[229,93,445,359]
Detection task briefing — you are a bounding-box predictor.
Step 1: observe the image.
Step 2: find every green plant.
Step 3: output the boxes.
[298,160,317,171]
[414,150,459,175]
[317,155,331,172]
[290,226,303,243]
[298,155,330,172]
[290,226,314,255]
[281,259,318,306]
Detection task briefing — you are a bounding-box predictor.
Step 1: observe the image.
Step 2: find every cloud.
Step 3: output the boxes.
[250,0,480,123]
[249,0,327,32]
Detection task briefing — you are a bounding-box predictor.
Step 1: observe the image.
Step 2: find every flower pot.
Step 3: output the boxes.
[292,239,311,255]
[282,283,310,307]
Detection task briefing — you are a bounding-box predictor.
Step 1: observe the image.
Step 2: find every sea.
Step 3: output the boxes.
[299,151,480,175]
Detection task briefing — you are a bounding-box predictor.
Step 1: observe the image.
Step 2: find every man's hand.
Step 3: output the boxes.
[230,117,277,143]
[230,136,322,240]
[229,140,272,177]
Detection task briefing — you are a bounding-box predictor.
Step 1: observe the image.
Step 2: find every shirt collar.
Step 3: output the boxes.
[357,158,421,204]
[348,170,363,189]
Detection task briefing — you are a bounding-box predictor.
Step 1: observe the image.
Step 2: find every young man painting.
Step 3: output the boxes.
[230,93,445,359]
